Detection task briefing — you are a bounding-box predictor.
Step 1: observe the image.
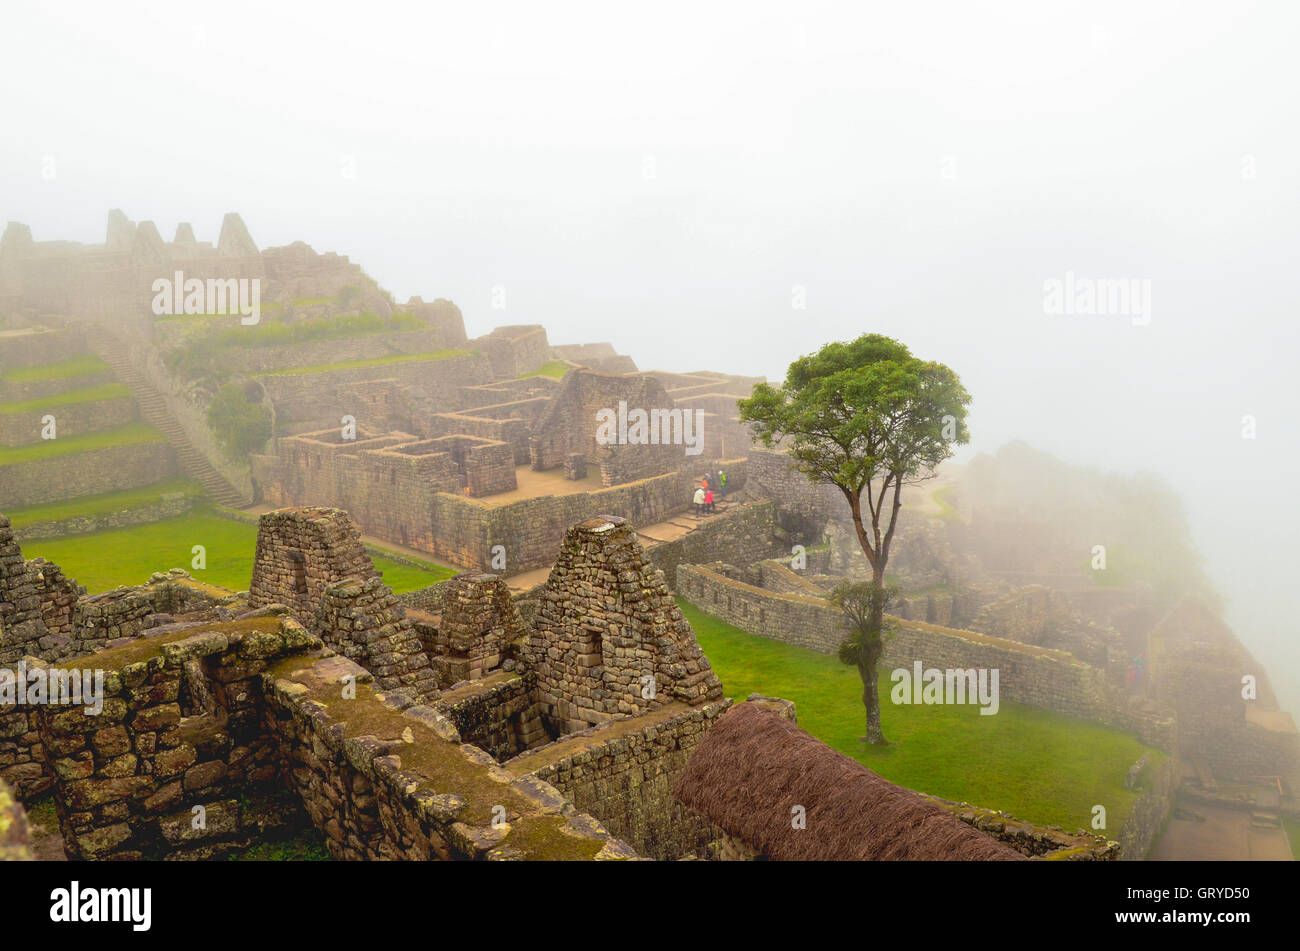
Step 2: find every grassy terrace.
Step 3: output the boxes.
[0,382,131,414]
[20,508,457,594]
[680,598,1159,832]
[6,478,203,530]
[0,422,166,464]
[519,360,571,379]
[254,348,473,376]
[1,354,110,383]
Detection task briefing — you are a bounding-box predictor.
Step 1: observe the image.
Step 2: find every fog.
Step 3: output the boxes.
[4,1,1297,711]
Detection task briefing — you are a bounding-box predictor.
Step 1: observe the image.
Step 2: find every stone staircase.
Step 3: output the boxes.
[86,329,248,507]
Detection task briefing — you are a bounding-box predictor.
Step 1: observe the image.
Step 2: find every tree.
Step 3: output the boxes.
[207,384,271,460]
[738,334,971,743]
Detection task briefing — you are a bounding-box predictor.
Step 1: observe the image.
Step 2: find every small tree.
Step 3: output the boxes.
[207,384,271,460]
[739,334,970,743]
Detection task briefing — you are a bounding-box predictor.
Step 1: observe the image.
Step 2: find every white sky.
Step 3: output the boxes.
[4,0,1298,710]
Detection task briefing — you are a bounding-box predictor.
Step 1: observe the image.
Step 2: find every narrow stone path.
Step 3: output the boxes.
[83,326,248,507]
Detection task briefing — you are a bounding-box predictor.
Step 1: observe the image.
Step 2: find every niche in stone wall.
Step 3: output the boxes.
[288,550,307,596]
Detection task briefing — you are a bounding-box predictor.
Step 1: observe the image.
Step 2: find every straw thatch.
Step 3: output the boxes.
[673,703,1028,861]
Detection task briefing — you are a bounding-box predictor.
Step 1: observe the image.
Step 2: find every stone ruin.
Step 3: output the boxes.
[1,503,1131,861]
[531,515,724,734]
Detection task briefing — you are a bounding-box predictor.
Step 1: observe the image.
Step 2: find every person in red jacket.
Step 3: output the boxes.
[704,487,715,514]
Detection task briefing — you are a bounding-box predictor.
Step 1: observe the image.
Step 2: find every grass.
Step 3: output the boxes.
[519,360,571,379]
[19,507,457,594]
[6,478,203,531]
[0,382,131,415]
[254,348,473,377]
[1284,817,1300,860]
[680,598,1158,832]
[229,830,333,861]
[1,354,110,383]
[0,422,166,465]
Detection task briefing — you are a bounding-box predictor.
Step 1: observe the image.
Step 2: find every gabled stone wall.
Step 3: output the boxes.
[530,516,724,734]
[248,507,378,622]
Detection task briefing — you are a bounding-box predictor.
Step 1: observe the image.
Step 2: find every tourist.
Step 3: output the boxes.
[704,486,715,514]
[693,484,706,516]
[718,469,727,499]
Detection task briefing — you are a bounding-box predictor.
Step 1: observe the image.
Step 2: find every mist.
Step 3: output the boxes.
[4,0,1297,711]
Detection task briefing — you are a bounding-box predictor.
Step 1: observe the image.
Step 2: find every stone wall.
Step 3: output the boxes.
[248,507,378,623]
[257,438,749,572]
[0,393,137,448]
[10,490,196,541]
[0,440,178,508]
[0,328,86,369]
[529,369,689,485]
[643,496,775,586]
[309,576,437,700]
[434,672,549,762]
[1117,754,1175,860]
[509,700,731,860]
[261,650,634,860]
[529,516,724,734]
[675,563,1121,724]
[257,351,492,433]
[469,324,550,378]
[29,613,317,860]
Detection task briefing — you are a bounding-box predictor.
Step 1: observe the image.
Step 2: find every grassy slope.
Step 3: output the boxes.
[6,479,204,528]
[20,508,456,594]
[0,382,131,414]
[254,348,472,376]
[0,422,165,464]
[519,360,570,379]
[680,598,1156,832]
[1,354,109,383]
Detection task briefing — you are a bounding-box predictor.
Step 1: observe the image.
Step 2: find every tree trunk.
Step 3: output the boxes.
[859,660,886,744]
[859,567,889,744]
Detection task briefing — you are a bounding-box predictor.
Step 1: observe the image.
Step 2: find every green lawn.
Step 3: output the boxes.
[519,360,571,380]
[254,348,473,376]
[0,422,166,464]
[0,382,131,415]
[6,478,203,529]
[1284,817,1300,860]
[680,598,1158,832]
[20,508,457,594]
[1,354,109,383]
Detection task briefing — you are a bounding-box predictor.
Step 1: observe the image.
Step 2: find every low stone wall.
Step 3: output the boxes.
[0,441,178,508]
[1117,754,1175,860]
[434,672,549,763]
[675,564,1121,724]
[396,580,452,614]
[261,651,634,860]
[643,497,777,587]
[0,328,85,369]
[0,394,137,448]
[0,368,115,403]
[257,351,493,432]
[30,614,317,859]
[11,491,196,541]
[227,329,447,374]
[924,794,1119,860]
[507,700,731,860]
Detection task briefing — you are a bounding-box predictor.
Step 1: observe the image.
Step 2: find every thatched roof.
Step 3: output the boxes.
[673,703,1028,861]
